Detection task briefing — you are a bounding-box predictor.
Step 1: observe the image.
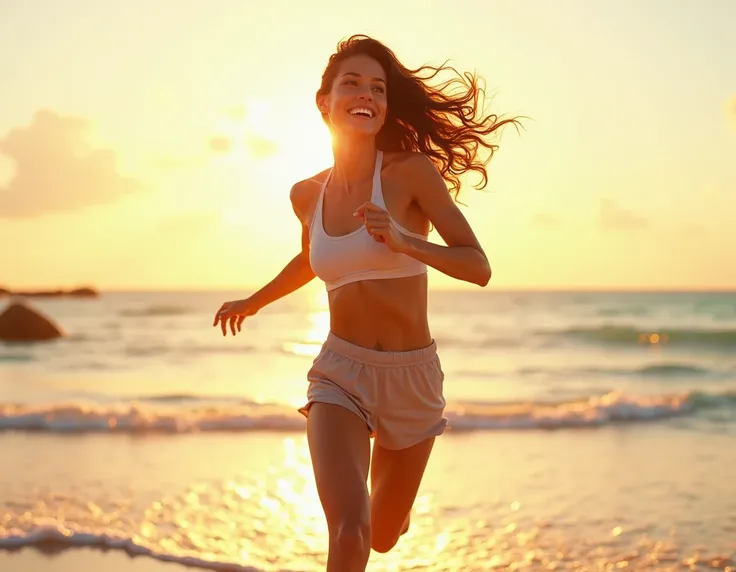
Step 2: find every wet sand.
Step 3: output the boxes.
[2,427,735,571]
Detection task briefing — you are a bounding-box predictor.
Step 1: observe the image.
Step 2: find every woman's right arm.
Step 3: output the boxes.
[214,181,319,335]
[246,182,316,311]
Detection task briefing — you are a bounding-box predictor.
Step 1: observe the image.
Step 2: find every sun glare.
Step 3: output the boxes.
[286,310,330,358]
[279,288,330,358]
[209,96,329,231]
[216,96,333,210]
[311,288,329,312]
[306,310,330,345]
[242,99,272,134]
[252,95,333,177]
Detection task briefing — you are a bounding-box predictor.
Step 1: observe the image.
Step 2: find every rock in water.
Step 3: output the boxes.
[67,287,98,297]
[0,301,64,342]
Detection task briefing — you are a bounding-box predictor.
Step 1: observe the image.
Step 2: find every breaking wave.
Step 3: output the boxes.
[1,390,733,434]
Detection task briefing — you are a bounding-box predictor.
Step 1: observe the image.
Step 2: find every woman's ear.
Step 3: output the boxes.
[315,92,329,116]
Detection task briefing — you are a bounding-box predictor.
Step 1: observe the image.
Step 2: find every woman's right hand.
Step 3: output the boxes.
[213,298,258,336]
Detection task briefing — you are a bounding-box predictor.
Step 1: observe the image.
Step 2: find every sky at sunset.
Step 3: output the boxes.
[1,0,735,292]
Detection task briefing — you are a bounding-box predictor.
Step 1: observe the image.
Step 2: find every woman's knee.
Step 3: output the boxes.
[370,527,400,554]
[330,513,371,553]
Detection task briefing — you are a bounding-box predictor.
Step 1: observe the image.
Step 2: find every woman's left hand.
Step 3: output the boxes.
[354,202,408,253]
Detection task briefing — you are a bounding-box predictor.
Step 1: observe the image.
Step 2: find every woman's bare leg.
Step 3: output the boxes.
[369,437,435,553]
[307,403,372,571]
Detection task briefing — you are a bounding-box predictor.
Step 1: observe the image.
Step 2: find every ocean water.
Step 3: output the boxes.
[1,289,735,571]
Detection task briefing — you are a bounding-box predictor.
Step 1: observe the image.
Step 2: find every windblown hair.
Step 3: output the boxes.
[317,34,523,200]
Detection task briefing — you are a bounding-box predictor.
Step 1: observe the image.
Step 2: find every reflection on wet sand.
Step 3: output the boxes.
[4,431,734,571]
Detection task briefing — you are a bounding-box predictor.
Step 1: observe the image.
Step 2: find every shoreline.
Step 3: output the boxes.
[2,427,735,571]
[0,548,194,572]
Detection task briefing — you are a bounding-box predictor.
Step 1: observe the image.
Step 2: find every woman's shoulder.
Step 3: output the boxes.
[384,150,435,171]
[289,168,331,220]
[383,151,439,183]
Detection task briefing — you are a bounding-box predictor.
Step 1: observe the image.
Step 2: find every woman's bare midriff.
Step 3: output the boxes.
[327,273,432,352]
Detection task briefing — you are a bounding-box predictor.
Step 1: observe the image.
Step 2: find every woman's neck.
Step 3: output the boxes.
[330,135,377,192]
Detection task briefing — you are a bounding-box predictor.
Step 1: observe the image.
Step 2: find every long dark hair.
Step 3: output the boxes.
[317,34,523,200]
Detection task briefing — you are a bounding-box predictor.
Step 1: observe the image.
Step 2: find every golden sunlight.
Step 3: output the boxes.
[229,96,333,175]
[305,310,330,345]
[281,287,330,358]
[192,436,330,568]
[267,97,334,181]
[285,310,330,358]
[215,95,333,234]
[282,437,326,524]
[311,288,329,311]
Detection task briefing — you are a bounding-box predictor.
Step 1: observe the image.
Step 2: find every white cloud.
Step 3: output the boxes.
[0,110,142,218]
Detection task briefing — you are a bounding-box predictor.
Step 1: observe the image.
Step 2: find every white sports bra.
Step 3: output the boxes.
[309,151,428,291]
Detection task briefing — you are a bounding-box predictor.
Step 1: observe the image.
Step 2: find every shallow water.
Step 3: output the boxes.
[2,290,735,570]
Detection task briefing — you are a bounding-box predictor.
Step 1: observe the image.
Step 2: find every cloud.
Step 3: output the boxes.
[532,212,563,227]
[0,110,142,218]
[598,199,648,231]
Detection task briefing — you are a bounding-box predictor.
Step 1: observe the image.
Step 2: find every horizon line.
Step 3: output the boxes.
[3,285,736,295]
[51,286,736,294]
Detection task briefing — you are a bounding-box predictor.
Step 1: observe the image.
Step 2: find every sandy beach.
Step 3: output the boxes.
[0,549,189,572]
[3,426,735,571]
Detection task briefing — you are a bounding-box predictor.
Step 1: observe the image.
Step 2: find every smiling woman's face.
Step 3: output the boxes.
[317,55,388,138]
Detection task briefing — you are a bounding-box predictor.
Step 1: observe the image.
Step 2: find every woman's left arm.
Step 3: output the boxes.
[354,154,483,288]
[355,154,492,286]
[400,155,491,286]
